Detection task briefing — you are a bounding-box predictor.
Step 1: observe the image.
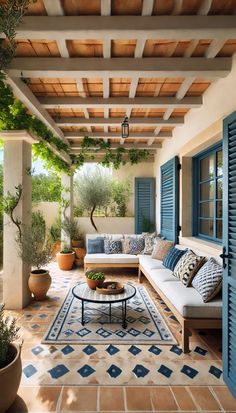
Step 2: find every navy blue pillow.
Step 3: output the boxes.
[163,247,187,271]
[87,237,104,254]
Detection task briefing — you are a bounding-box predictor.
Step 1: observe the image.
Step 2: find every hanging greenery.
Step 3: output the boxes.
[71,136,150,170]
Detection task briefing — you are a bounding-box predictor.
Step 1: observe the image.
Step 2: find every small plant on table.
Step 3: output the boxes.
[85,270,105,290]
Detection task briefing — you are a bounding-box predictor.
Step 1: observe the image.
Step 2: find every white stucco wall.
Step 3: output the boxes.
[155,53,236,233]
[33,201,60,229]
[75,217,134,235]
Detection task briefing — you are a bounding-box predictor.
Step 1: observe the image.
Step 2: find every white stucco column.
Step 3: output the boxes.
[61,173,74,247]
[1,131,38,309]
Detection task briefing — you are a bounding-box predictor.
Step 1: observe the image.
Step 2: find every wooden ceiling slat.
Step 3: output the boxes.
[111,0,143,15]
[111,40,136,57]
[61,0,100,15]
[67,40,103,57]
[153,0,175,15]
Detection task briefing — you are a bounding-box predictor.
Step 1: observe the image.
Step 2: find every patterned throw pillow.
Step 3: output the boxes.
[104,239,122,254]
[129,237,145,255]
[151,239,173,261]
[173,250,205,286]
[87,237,104,254]
[192,258,223,302]
[163,247,187,271]
[142,235,157,255]
[121,238,131,254]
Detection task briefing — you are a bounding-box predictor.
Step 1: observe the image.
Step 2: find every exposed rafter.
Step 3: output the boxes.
[64,131,172,140]
[16,16,236,40]
[70,143,161,150]
[55,117,184,127]
[7,57,231,79]
[197,0,212,15]
[43,0,69,58]
[39,96,202,109]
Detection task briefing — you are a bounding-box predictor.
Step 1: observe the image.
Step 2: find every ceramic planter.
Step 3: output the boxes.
[86,278,105,290]
[0,343,22,413]
[57,251,75,270]
[28,269,52,301]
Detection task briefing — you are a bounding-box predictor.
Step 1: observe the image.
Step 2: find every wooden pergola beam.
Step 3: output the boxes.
[39,95,202,109]
[64,131,172,139]
[7,57,231,79]
[15,16,236,40]
[55,117,184,126]
[70,143,161,150]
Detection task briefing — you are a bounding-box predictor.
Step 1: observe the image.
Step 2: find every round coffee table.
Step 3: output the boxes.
[72,282,136,329]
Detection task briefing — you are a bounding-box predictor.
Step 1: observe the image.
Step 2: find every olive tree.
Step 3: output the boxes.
[75,166,112,232]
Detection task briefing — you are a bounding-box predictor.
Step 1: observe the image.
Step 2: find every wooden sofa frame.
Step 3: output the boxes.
[138,264,222,353]
[84,262,139,272]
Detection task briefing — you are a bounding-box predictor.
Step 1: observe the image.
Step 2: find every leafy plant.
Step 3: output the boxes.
[32,211,46,241]
[32,173,62,202]
[62,217,82,242]
[75,166,112,232]
[0,304,19,368]
[85,270,105,281]
[60,244,73,254]
[111,179,131,217]
[17,225,52,271]
[49,217,61,244]
[3,184,22,239]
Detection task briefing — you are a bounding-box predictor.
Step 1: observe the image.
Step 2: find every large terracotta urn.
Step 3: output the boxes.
[28,269,52,300]
[0,343,22,413]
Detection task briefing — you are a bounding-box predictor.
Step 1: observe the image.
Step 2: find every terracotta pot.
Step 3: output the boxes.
[0,343,22,413]
[86,278,104,290]
[57,251,75,270]
[74,247,86,260]
[28,269,52,301]
[71,240,84,248]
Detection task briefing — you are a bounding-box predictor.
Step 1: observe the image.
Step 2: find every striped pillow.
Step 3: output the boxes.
[192,258,222,302]
[173,250,205,286]
[163,247,187,271]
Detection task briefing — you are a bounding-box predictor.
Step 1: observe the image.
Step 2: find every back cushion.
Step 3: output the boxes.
[151,239,173,261]
[87,237,105,254]
[104,239,122,254]
[192,257,223,302]
[173,249,205,286]
[163,247,187,271]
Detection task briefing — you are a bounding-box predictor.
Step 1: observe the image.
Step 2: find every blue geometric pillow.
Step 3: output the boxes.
[87,237,104,254]
[104,239,122,254]
[129,237,145,255]
[163,247,187,271]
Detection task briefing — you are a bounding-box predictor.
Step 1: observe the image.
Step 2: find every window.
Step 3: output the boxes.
[193,144,223,243]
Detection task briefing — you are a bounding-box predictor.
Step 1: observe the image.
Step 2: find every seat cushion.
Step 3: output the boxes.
[149,268,179,284]
[157,280,222,318]
[84,253,139,264]
[138,255,165,272]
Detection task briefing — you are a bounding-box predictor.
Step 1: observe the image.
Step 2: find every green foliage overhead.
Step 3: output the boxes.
[0,304,19,368]
[32,173,62,202]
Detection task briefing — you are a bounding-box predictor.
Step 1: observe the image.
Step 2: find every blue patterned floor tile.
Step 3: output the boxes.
[158,364,173,378]
[96,328,112,338]
[194,346,207,356]
[61,345,74,355]
[23,364,37,378]
[148,345,162,355]
[127,328,141,337]
[77,364,95,377]
[106,344,120,355]
[209,365,222,379]
[133,364,150,378]
[128,345,142,356]
[143,328,155,337]
[107,364,122,378]
[181,365,199,379]
[76,328,91,337]
[31,346,44,355]
[83,345,97,355]
[170,345,183,356]
[48,364,69,379]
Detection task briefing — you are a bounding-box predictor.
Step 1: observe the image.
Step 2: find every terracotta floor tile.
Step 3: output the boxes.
[7,386,62,412]
[212,386,236,410]
[125,387,152,411]
[189,386,221,411]
[99,386,125,411]
[150,386,178,411]
[60,386,98,412]
[171,386,197,411]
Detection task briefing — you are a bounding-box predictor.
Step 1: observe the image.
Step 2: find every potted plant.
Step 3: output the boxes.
[61,217,84,248]
[57,244,75,271]
[18,225,53,301]
[85,270,105,290]
[0,304,21,413]
[49,217,61,256]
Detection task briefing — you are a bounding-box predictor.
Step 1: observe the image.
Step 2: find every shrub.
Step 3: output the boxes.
[32,211,46,240]
[49,216,61,244]
[0,304,19,368]
[111,179,131,217]
[61,217,82,241]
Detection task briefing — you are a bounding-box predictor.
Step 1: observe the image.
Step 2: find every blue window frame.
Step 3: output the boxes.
[193,143,223,243]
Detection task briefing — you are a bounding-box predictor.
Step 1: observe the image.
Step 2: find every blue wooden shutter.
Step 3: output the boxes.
[223,111,236,397]
[160,156,180,243]
[135,177,155,234]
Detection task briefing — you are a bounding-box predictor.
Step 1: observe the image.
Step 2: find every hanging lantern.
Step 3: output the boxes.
[121,116,129,139]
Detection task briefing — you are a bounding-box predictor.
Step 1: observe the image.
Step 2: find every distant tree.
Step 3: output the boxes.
[32,173,62,202]
[111,179,131,217]
[75,166,112,232]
